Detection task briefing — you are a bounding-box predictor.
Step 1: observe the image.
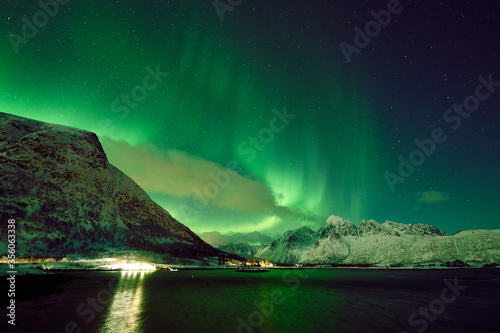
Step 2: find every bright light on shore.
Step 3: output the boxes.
[100,260,156,272]
[121,263,156,272]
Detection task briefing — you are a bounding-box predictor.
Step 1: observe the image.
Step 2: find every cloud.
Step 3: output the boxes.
[100,137,284,215]
[415,190,449,204]
[198,231,276,247]
[100,138,326,238]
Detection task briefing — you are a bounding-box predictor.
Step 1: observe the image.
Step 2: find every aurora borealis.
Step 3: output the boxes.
[1,1,499,245]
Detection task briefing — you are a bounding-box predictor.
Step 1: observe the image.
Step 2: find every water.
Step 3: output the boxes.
[3,269,499,332]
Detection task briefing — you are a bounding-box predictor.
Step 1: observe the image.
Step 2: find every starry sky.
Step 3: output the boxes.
[1,0,499,245]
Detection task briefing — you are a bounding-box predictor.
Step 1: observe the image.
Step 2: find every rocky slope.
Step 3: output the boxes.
[258,215,500,265]
[0,112,222,259]
[216,242,259,259]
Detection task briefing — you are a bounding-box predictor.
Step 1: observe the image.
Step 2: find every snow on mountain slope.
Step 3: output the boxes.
[261,226,317,264]
[0,112,221,259]
[343,230,500,264]
[216,242,259,259]
[318,215,358,237]
[382,220,446,236]
[358,219,399,237]
[258,215,500,265]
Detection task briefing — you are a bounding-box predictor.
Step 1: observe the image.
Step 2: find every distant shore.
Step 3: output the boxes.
[1,261,498,277]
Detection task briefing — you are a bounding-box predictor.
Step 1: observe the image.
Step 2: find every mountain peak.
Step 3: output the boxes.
[258,214,500,265]
[0,112,220,259]
[326,215,348,225]
[0,112,107,159]
[321,215,357,236]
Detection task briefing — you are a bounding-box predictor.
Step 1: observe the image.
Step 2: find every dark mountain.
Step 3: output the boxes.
[0,112,224,260]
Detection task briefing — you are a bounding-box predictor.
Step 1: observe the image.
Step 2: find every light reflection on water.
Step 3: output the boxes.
[12,269,498,333]
[99,271,150,333]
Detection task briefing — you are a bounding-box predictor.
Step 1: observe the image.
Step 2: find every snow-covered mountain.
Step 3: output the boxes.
[0,112,222,259]
[216,242,260,259]
[258,215,500,265]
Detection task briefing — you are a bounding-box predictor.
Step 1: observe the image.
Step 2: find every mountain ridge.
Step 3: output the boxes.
[256,215,500,265]
[216,242,260,259]
[0,112,225,260]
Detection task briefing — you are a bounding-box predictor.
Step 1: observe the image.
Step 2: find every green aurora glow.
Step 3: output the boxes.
[1,1,498,244]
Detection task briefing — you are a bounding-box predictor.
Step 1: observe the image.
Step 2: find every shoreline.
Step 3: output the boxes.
[2,263,498,276]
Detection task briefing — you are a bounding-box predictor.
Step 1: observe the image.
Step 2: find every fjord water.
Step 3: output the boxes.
[6,269,500,332]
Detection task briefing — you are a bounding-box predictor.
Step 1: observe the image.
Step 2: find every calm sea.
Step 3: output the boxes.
[2,268,499,332]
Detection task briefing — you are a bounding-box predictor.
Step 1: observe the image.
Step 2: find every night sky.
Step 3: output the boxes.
[1,1,499,245]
